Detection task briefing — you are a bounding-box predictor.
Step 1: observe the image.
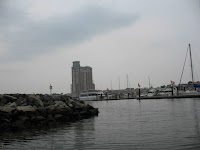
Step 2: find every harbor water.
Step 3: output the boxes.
[1,98,200,150]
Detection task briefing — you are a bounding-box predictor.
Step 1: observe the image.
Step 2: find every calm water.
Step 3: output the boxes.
[1,98,200,150]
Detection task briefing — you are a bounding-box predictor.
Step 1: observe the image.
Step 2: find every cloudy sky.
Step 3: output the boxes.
[0,0,199,94]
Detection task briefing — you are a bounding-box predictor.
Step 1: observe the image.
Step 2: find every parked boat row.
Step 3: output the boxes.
[79,84,200,101]
[141,85,200,98]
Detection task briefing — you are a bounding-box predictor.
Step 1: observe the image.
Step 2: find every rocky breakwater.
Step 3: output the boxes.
[0,94,99,131]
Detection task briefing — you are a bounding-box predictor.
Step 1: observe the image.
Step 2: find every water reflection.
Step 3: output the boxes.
[192,99,200,135]
[0,123,66,149]
[0,117,96,150]
[73,118,95,149]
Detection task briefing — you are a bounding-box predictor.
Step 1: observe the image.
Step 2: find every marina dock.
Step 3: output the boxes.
[83,95,200,101]
[137,94,200,100]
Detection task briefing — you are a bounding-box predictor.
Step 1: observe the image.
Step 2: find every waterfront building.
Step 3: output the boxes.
[71,61,95,98]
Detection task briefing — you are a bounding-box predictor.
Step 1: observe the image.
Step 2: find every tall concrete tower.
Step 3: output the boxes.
[71,61,95,98]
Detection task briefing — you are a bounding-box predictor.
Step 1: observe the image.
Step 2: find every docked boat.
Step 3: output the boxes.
[178,90,200,96]
[157,88,173,96]
[147,88,157,97]
[79,90,105,101]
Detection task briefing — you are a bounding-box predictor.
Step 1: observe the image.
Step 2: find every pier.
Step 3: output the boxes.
[81,95,200,101]
[137,94,200,100]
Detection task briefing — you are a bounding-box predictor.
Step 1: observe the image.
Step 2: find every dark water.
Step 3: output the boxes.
[1,98,200,150]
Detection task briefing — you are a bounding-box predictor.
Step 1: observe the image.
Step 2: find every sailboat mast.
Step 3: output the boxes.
[119,77,120,90]
[189,44,194,82]
[127,74,128,89]
[148,76,151,88]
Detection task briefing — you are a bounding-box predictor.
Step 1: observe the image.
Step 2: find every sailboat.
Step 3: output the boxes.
[178,44,200,95]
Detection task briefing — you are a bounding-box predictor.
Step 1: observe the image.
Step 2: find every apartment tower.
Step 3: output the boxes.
[71,61,95,98]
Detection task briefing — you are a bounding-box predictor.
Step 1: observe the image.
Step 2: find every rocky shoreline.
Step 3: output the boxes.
[0,94,99,131]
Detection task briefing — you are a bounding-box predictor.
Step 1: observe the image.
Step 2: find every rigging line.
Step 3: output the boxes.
[189,44,194,82]
[179,46,189,85]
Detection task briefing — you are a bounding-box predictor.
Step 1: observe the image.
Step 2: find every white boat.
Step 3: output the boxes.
[79,90,105,101]
[178,90,200,96]
[147,88,157,97]
[140,93,147,97]
[157,88,173,96]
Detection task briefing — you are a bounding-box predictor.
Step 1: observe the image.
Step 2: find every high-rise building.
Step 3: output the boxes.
[71,61,95,98]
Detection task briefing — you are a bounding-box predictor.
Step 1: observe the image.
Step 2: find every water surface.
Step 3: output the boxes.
[1,98,200,149]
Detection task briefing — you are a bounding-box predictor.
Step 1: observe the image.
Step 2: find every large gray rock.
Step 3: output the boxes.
[15,97,26,106]
[6,102,17,108]
[29,95,44,107]
[17,105,36,112]
[0,106,16,112]
[65,99,74,105]
[47,100,55,106]
[3,95,17,102]
[0,98,8,105]
[46,105,56,111]
[43,95,54,102]
[36,116,46,121]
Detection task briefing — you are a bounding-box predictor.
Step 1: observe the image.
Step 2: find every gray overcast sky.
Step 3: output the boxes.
[0,0,200,94]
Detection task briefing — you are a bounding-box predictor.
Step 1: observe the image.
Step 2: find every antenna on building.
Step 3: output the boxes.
[49,84,52,95]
